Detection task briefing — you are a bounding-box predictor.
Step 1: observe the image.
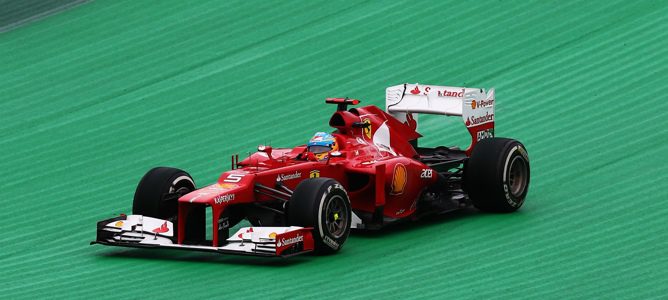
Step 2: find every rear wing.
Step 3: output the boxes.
[386,83,495,154]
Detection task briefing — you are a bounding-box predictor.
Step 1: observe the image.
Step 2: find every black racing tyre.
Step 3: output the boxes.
[465,138,530,212]
[133,167,205,243]
[288,178,351,254]
[133,167,195,219]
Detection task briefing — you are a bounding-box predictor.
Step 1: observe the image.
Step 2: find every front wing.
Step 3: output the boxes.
[91,215,314,257]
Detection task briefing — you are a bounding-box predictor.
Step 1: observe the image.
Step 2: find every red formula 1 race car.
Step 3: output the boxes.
[92,83,530,257]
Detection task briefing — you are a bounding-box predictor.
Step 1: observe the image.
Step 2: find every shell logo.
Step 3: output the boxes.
[218,183,238,189]
[391,163,407,195]
[471,100,477,109]
[363,118,372,139]
[269,232,277,239]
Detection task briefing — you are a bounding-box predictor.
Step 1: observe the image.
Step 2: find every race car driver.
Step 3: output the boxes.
[307,132,338,161]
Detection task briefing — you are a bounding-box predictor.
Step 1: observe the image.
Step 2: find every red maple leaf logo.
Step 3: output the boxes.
[152,221,169,233]
[410,86,420,95]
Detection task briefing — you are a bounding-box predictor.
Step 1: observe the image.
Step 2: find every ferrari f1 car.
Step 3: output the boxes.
[92,83,530,257]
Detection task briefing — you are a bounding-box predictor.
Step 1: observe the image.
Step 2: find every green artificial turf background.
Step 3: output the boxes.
[1,0,667,298]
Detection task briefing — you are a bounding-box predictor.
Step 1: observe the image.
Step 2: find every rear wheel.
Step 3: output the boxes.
[465,138,530,212]
[288,178,351,254]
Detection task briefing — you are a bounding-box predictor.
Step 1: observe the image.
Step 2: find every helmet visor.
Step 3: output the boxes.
[308,145,331,154]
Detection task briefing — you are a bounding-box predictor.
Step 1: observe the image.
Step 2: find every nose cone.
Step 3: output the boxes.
[179,183,241,204]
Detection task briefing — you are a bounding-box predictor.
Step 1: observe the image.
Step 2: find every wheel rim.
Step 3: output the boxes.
[163,179,194,220]
[169,177,194,194]
[325,195,348,238]
[174,186,191,197]
[508,156,528,197]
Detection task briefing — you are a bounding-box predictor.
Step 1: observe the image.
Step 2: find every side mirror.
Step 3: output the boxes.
[258,145,273,158]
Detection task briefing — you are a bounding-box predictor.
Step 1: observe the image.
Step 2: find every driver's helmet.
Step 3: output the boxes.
[307,132,338,161]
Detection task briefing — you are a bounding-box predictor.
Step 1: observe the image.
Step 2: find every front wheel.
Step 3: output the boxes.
[133,167,195,219]
[288,178,351,254]
[132,167,204,242]
[465,138,530,212]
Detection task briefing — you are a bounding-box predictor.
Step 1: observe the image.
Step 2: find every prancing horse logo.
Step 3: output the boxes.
[363,118,372,139]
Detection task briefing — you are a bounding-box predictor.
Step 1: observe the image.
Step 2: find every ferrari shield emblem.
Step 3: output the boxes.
[363,118,372,139]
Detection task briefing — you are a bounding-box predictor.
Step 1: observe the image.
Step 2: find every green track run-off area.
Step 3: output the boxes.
[1,1,667,299]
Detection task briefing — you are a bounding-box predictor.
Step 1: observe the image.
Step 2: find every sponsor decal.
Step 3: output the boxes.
[310,170,320,178]
[420,168,433,179]
[504,184,516,206]
[323,236,340,249]
[390,163,407,195]
[326,183,344,194]
[214,193,235,204]
[502,146,526,207]
[465,112,494,126]
[438,90,464,98]
[114,221,124,227]
[223,173,244,183]
[276,171,301,181]
[218,217,229,230]
[471,99,494,109]
[408,85,432,95]
[269,232,277,239]
[476,128,494,141]
[218,183,238,189]
[189,185,226,203]
[518,145,529,160]
[362,118,372,139]
[395,208,405,215]
[152,221,169,233]
[277,234,304,248]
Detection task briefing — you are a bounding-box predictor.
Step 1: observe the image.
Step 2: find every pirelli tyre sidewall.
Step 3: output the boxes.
[465,138,530,212]
[289,178,352,254]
